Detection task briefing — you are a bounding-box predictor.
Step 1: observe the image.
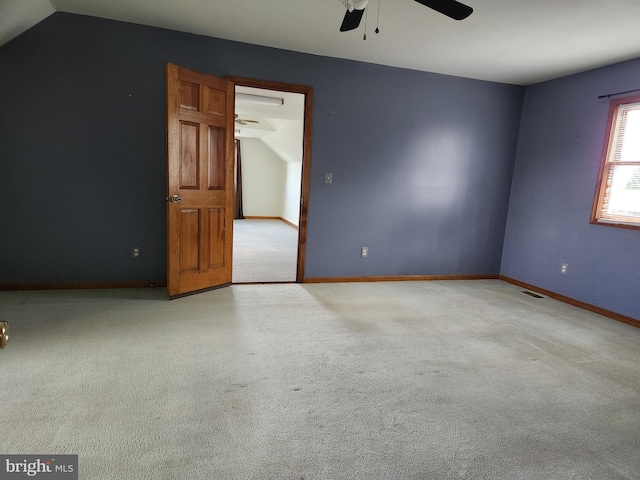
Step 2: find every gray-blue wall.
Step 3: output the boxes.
[0,13,524,284]
[501,60,640,320]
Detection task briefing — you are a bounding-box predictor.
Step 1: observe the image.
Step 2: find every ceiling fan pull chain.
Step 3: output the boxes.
[363,7,368,40]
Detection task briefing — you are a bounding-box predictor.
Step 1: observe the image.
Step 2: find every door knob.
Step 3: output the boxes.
[0,321,8,349]
[168,194,182,203]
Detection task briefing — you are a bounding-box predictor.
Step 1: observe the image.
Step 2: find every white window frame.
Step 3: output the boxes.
[591,94,640,230]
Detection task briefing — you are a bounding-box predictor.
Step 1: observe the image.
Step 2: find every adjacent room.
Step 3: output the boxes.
[1,0,639,478]
[232,86,304,283]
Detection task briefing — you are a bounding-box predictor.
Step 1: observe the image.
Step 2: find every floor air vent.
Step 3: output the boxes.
[522,291,544,299]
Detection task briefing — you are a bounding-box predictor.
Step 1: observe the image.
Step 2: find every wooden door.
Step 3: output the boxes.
[166,64,234,298]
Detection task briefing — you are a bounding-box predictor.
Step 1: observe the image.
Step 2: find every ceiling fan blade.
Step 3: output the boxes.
[235,118,259,125]
[413,0,473,20]
[340,8,365,32]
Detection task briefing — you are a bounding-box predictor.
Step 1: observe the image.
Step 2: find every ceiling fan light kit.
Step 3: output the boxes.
[341,0,368,12]
[234,114,260,126]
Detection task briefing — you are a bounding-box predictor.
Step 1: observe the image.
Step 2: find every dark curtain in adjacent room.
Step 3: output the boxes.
[235,139,245,219]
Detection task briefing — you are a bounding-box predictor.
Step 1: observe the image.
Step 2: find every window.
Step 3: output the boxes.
[592,94,640,229]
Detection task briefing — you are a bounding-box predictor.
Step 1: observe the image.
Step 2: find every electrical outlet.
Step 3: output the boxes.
[560,263,568,274]
[132,246,141,258]
[361,246,368,258]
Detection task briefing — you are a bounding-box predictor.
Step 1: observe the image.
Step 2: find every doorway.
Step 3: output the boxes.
[228,77,313,284]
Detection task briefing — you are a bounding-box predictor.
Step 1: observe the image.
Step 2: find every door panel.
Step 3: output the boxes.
[208,126,226,189]
[166,63,234,298]
[179,122,199,189]
[203,88,226,116]
[179,209,200,273]
[208,208,226,268]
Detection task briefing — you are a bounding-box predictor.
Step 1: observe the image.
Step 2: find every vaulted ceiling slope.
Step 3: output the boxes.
[2,0,640,85]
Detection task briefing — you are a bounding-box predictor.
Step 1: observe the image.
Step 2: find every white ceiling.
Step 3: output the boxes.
[0,0,55,45]
[2,0,640,85]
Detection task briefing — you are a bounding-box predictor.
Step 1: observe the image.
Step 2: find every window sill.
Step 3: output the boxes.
[590,218,640,231]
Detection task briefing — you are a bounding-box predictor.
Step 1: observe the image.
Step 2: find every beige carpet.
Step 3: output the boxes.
[232,219,298,283]
[1,280,640,479]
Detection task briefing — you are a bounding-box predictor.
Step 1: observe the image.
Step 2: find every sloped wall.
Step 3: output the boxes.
[282,162,302,227]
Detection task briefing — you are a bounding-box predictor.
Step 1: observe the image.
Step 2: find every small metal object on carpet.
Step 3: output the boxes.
[0,321,8,349]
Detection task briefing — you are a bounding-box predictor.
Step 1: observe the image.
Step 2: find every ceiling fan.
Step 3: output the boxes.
[235,114,260,126]
[339,0,473,32]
